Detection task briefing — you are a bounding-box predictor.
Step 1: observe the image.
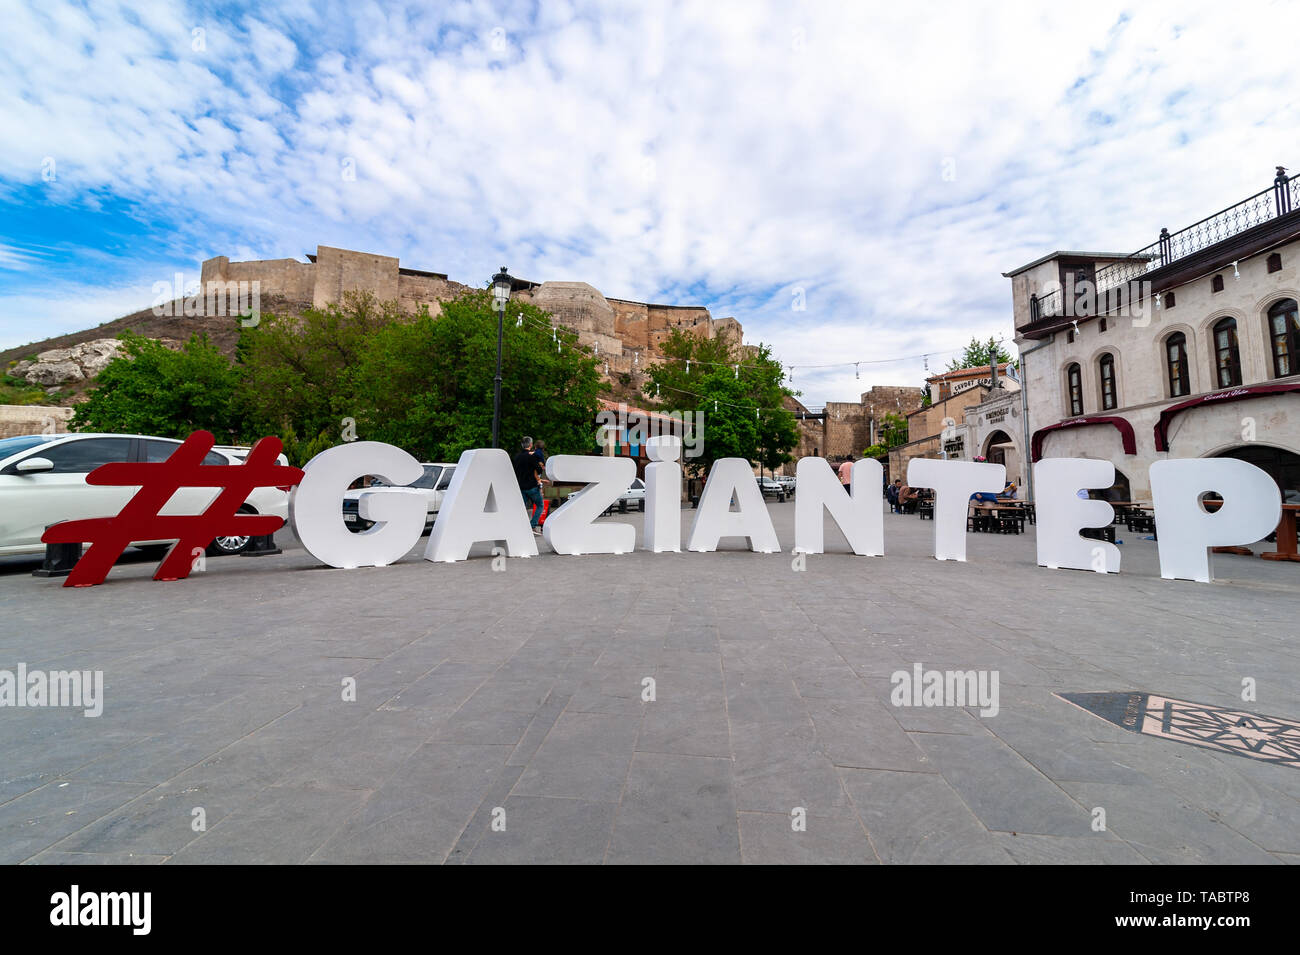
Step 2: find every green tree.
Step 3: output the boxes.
[70,332,245,439]
[862,411,909,460]
[947,336,1015,372]
[350,290,606,461]
[236,291,395,461]
[641,329,798,476]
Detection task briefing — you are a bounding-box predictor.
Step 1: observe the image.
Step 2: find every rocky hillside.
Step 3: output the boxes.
[1,294,309,403]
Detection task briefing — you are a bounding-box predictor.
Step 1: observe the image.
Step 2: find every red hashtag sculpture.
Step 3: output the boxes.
[42,431,304,587]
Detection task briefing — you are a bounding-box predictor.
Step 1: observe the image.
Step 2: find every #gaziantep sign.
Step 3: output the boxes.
[44,431,1282,586]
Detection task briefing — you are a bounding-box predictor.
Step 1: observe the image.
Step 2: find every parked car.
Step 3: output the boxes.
[0,432,291,558]
[212,444,290,467]
[757,476,787,502]
[342,463,456,533]
[617,478,646,512]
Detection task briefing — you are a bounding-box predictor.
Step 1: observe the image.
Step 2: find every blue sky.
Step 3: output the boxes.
[2,0,1299,404]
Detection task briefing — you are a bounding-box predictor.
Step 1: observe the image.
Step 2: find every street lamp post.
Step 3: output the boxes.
[490,266,512,449]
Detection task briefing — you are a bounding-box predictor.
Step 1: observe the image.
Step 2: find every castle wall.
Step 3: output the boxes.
[398,273,471,317]
[201,255,314,301]
[313,246,399,309]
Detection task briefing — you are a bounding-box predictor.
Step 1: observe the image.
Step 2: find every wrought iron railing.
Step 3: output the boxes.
[1030,168,1298,323]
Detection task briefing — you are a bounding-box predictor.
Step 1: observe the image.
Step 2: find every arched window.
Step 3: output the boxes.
[1166,332,1190,397]
[1213,317,1242,388]
[1269,298,1300,378]
[1098,353,1117,410]
[1066,363,1083,416]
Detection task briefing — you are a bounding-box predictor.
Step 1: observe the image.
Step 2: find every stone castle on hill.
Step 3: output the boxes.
[200,245,745,379]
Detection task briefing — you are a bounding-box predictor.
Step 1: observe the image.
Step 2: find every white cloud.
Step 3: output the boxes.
[3,0,1299,401]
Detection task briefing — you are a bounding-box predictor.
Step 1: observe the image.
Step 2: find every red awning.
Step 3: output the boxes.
[1031,415,1137,463]
[1153,382,1300,452]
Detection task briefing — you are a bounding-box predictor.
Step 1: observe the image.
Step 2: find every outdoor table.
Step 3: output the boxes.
[1202,499,1254,556]
[1261,504,1300,563]
[969,503,1024,534]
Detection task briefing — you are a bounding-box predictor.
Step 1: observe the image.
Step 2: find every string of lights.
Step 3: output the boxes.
[509,309,1012,421]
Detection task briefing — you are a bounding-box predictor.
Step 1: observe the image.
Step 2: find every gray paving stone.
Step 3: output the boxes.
[992,832,1152,864]
[1059,780,1281,864]
[513,711,640,803]
[738,809,879,864]
[913,732,1090,836]
[839,768,1014,864]
[730,719,850,814]
[0,780,150,864]
[606,753,740,864]
[463,795,617,864]
[804,698,934,772]
[24,850,168,865]
[6,502,1300,863]
[167,784,368,864]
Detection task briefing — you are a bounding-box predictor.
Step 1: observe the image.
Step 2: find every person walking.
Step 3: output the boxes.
[838,453,854,491]
[513,436,546,533]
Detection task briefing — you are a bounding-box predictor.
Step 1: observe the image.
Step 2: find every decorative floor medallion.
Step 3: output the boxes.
[1058,691,1300,768]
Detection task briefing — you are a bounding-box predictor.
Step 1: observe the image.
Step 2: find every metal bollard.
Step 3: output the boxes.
[33,527,82,578]
[241,532,282,557]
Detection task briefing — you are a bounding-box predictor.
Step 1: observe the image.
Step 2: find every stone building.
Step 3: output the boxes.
[201,245,471,316]
[1008,167,1300,501]
[885,366,1022,486]
[0,405,73,439]
[200,246,744,383]
[786,384,925,476]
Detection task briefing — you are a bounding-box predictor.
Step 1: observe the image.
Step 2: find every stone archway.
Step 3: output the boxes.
[1212,444,1300,501]
[983,430,1013,467]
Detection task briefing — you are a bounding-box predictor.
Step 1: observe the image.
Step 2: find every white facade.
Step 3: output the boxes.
[1007,175,1300,502]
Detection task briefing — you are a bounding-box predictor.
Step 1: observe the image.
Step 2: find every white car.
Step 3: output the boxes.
[342,463,456,533]
[0,432,291,558]
[616,478,646,512]
[756,476,787,501]
[212,444,290,467]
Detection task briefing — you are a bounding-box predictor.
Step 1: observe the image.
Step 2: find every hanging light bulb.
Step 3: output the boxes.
[923,355,929,372]
[686,359,691,373]
[594,341,599,354]
[655,383,661,399]
[516,313,522,327]
[633,351,638,367]
[714,400,718,413]
[733,364,739,379]
[755,408,759,420]
[1232,260,1240,278]
[855,362,860,380]
[1155,292,1162,309]
[604,362,609,374]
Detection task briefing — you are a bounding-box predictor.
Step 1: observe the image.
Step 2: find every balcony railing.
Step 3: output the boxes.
[1029,167,1298,323]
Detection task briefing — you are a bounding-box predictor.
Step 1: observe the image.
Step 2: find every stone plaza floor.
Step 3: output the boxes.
[1,500,1298,864]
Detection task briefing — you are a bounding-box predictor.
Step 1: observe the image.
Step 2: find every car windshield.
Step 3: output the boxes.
[0,434,58,461]
[367,466,442,489]
[411,466,442,489]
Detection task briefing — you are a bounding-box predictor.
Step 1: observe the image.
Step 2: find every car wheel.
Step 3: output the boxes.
[207,507,255,556]
[638,499,646,512]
